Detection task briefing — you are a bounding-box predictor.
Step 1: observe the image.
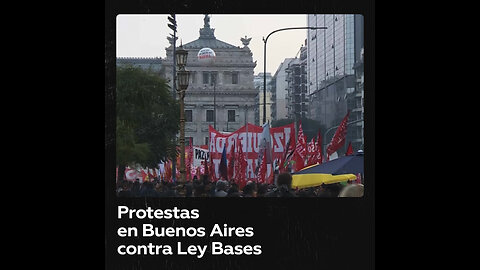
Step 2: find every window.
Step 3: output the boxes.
[186,137,193,146]
[205,137,209,145]
[191,71,196,84]
[232,72,238,84]
[206,110,214,122]
[210,72,217,86]
[203,72,210,84]
[228,110,235,122]
[185,110,193,122]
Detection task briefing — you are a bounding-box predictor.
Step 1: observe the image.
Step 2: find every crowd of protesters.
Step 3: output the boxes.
[116,172,364,198]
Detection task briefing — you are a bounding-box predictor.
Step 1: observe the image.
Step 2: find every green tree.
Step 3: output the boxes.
[116,65,179,179]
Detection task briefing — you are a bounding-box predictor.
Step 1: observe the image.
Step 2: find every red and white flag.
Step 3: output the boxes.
[296,121,307,160]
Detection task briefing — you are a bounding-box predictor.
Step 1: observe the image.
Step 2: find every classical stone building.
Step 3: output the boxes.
[163,15,257,146]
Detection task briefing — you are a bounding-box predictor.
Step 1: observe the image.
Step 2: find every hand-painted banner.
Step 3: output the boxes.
[193,146,209,167]
[208,123,294,181]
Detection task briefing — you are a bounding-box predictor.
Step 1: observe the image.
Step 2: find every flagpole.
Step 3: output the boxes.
[245,104,249,180]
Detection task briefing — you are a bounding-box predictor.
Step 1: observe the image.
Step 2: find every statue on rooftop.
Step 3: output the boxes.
[241,35,252,47]
[204,14,210,28]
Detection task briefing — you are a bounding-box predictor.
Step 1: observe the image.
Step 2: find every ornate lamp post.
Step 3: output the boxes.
[175,45,190,183]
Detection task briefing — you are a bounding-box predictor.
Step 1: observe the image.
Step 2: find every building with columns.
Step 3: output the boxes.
[163,15,258,146]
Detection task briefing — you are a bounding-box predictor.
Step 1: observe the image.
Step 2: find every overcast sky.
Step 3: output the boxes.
[116,14,310,75]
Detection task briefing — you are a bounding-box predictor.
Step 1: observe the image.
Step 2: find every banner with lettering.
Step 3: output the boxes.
[208,123,295,182]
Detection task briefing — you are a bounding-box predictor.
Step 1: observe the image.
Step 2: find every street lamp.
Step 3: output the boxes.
[262,26,327,124]
[175,45,190,183]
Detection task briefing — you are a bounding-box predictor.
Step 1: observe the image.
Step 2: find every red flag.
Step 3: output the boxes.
[315,130,323,164]
[165,161,172,182]
[219,145,228,180]
[296,121,307,160]
[281,135,295,173]
[345,142,353,156]
[196,166,201,180]
[327,111,350,156]
[235,139,248,187]
[306,137,316,166]
[292,121,308,172]
[307,138,315,155]
[204,156,209,178]
[208,153,216,181]
[228,141,235,180]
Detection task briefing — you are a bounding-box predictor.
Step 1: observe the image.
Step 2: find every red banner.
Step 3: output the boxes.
[208,123,294,182]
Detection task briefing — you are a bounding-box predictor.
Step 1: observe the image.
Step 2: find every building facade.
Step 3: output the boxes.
[163,15,257,146]
[271,58,295,121]
[285,44,308,120]
[253,72,272,125]
[307,14,364,153]
[347,47,364,151]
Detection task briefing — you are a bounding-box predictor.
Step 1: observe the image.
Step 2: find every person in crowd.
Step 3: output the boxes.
[163,182,177,197]
[130,179,141,197]
[256,183,268,197]
[264,172,296,197]
[117,180,133,197]
[314,184,330,197]
[193,181,205,197]
[327,183,343,197]
[227,183,242,197]
[242,181,256,197]
[184,180,193,197]
[338,183,364,197]
[139,181,159,197]
[207,181,215,197]
[214,180,228,197]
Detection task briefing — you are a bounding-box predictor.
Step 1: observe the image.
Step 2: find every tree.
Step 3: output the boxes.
[116,65,179,179]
